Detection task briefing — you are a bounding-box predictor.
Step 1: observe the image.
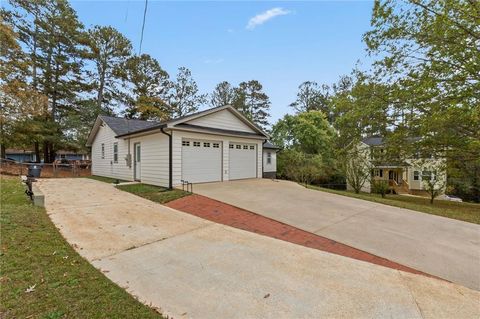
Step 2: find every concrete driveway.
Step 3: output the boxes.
[194,179,480,291]
[37,178,480,319]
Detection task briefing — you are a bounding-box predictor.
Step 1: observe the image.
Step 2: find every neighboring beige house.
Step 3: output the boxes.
[347,137,447,196]
[262,141,279,178]
[86,105,274,188]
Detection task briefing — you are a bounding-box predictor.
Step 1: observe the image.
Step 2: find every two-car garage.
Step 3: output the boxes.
[181,138,257,183]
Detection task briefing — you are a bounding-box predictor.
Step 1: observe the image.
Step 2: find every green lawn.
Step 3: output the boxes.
[116,183,191,204]
[307,185,480,224]
[0,176,164,318]
[87,175,127,184]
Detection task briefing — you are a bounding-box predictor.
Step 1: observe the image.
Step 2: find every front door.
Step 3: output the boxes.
[134,143,141,181]
[389,170,398,183]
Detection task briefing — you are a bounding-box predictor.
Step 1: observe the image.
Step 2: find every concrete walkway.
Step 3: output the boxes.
[38,178,480,319]
[194,179,480,291]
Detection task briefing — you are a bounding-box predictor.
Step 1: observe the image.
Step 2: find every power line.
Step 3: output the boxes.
[139,0,148,55]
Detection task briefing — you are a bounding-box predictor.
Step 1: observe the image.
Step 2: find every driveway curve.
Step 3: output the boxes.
[37,178,480,319]
[194,179,480,291]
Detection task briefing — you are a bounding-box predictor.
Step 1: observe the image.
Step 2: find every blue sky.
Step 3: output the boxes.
[73,1,374,123]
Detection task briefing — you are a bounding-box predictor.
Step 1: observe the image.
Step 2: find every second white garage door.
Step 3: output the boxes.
[229,143,257,180]
[182,139,222,183]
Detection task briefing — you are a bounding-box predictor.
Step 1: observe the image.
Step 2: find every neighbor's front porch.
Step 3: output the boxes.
[372,165,410,194]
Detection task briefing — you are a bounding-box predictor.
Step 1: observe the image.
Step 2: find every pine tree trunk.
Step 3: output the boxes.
[43,141,49,163]
[34,142,40,163]
[1,144,5,159]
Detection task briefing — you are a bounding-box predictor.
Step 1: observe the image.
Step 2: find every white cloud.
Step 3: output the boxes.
[227,28,234,33]
[246,7,291,30]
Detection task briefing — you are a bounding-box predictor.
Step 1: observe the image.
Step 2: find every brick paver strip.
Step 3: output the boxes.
[167,194,442,279]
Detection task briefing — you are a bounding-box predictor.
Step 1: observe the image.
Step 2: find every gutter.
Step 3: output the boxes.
[160,127,173,190]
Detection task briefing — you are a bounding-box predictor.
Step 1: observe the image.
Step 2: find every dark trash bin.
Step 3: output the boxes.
[28,165,42,178]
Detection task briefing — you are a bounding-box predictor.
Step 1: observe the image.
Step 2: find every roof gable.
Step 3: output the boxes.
[184,108,256,133]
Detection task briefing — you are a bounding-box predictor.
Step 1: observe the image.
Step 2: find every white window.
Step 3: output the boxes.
[229,144,234,149]
[236,145,241,149]
[250,145,255,150]
[422,170,436,181]
[243,145,248,150]
[113,142,118,163]
[213,143,220,148]
[204,142,210,147]
[414,171,420,181]
[101,143,105,159]
[182,141,190,146]
[267,152,272,164]
[193,141,201,147]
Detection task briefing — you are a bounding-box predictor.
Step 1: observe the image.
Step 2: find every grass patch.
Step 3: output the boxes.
[0,176,164,318]
[86,175,127,184]
[117,183,191,204]
[307,184,480,224]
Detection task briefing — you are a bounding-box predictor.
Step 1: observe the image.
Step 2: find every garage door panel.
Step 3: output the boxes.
[182,139,222,183]
[229,143,257,180]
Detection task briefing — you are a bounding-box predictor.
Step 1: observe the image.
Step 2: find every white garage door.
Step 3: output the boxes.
[182,139,222,183]
[229,143,257,180]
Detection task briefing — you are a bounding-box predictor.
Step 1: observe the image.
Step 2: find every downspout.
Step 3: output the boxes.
[160,127,173,190]
[262,140,267,178]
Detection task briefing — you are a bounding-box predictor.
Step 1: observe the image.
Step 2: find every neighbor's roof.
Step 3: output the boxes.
[99,115,160,136]
[5,148,35,154]
[263,141,279,149]
[362,136,384,146]
[362,136,421,146]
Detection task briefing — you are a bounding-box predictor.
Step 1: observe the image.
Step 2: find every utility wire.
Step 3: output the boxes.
[139,0,148,55]
[124,0,130,23]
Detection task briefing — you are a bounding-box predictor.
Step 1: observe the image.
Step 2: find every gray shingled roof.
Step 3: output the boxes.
[263,141,279,149]
[362,136,384,146]
[99,116,160,136]
[362,136,421,146]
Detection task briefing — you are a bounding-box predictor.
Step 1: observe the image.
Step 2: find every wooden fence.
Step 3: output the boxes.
[0,159,91,178]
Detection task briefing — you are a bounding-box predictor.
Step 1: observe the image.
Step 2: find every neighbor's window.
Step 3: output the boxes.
[414,171,420,180]
[379,169,383,178]
[60,154,66,159]
[229,144,234,149]
[267,152,272,164]
[250,145,255,150]
[422,170,432,181]
[213,143,220,148]
[182,140,190,146]
[193,141,201,147]
[113,142,118,163]
[204,142,210,147]
[243,145,248,150]
[236,145,241,149]
[101,143,105,159]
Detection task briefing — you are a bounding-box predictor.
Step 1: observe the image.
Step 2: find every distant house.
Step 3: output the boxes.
[55,150,90,161]
[86,105,276,187]
[347,136,447,196]
[5,149,89,163]
[4,149,36,162]
[262,141,279,178]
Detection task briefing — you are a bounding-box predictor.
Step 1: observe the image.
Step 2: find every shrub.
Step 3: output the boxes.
[371,179,389,198]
